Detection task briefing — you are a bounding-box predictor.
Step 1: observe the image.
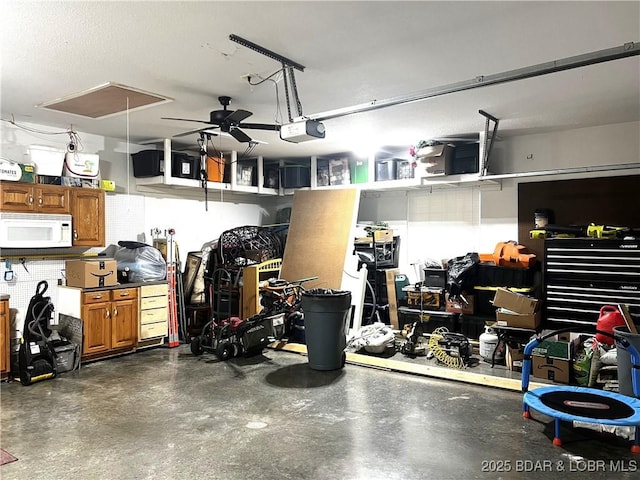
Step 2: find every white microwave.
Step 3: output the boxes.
[0,212,73,248]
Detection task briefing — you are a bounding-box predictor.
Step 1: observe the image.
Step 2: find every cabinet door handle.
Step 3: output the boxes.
[38,197,43,205]
[28,195,33,205]
[73,230,78,239]
[119,292,129,297]
[105,309,110,318]
[113,307,118,316]
[92,294,103,300]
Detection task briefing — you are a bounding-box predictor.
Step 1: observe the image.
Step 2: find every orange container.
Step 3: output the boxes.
[206,156,226,182]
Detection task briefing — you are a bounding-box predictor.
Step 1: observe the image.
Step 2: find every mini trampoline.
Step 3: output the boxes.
[521,329,640,453]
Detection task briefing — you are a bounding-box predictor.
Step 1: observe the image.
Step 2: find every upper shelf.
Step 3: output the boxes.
[133,138,502,197]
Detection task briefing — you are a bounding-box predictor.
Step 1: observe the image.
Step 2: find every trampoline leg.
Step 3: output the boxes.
[522,402,531,419]
[632,426,640,454]
[552,418,563,447]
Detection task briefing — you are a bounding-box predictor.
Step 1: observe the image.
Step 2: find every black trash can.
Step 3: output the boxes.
[301,288,352,370]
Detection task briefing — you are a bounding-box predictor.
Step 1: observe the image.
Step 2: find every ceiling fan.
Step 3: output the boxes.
[162,96,279,143]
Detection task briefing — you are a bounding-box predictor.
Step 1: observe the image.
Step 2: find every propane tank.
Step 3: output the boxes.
[479,326,504,362]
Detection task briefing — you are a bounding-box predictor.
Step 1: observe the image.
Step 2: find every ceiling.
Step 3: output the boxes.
[1,1,639,160]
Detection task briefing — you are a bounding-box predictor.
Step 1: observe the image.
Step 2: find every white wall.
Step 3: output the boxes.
[358,121,640,283]
[0,122,275,340]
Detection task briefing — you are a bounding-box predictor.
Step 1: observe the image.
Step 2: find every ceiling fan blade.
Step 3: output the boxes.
[229,127,253,143]
[172,127,220,138]
[162,117,214,126]
[237,122,281,131]
[224,109,252,125]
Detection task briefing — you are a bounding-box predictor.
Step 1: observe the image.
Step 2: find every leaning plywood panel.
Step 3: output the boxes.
[280,189,360,290]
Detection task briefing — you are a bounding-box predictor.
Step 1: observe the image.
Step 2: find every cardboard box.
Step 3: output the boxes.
[65,259,118,288]
[492,287,538,314]
[414,144,454,177]
[373,229,393,242]
[495,310,541,329]
[493,287,541,329]
[506,343,525,372]
[445,293,475,315]
[531,340,572,384]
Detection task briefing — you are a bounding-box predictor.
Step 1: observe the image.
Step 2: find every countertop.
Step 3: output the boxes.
[59,280,167,292]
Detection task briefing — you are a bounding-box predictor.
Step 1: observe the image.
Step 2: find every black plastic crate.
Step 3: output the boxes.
[423,268,446,288]
[131,150,164,177]
[375,159,397,181]
[477,263,534,288]
[449,144,479,174]
[281,165,310,188]
[171,153,200,180]
[458,314,490,340]
[397,307,459,333]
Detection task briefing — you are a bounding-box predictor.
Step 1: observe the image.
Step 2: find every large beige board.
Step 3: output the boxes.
[280,189,359,290]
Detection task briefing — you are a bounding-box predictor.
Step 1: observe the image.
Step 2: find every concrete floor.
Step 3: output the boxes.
[1,346,638,480]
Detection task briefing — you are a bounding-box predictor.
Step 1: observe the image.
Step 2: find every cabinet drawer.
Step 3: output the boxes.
[82,291,110,304]
[112,288,138,300]
[140,321,168,339]
[140,295,167,310]
[140,307,168,325]
[140,284,168,297]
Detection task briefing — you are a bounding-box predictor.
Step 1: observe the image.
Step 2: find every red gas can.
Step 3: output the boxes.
[595,306,626,345]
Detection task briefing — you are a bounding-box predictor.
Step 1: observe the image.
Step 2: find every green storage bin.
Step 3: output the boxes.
[349,159,368,183]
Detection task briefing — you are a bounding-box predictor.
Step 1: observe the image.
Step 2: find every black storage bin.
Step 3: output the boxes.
[375,159,397,181]
[448,144,479,175]
[263,166,280,189]
[132,150,164,178]
[423,268,447,288]
[236,161,257,186]
[458,314,489,340]
[281,165,311,188]
[477,263,534,288]
[171,153,200,180]
[474,287,499,316]
[397,307,459,333]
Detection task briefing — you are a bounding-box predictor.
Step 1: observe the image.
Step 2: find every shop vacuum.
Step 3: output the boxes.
[18,281,59,386]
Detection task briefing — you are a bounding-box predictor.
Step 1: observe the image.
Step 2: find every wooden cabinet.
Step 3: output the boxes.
[0,297,10,379]
[59,286,138,361]
[138,283,168,347]
[70,188,105,247]
[0,182,69,213]
[0,181,105,247]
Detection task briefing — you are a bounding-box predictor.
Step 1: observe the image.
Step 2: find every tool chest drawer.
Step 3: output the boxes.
[544,238,640,329]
